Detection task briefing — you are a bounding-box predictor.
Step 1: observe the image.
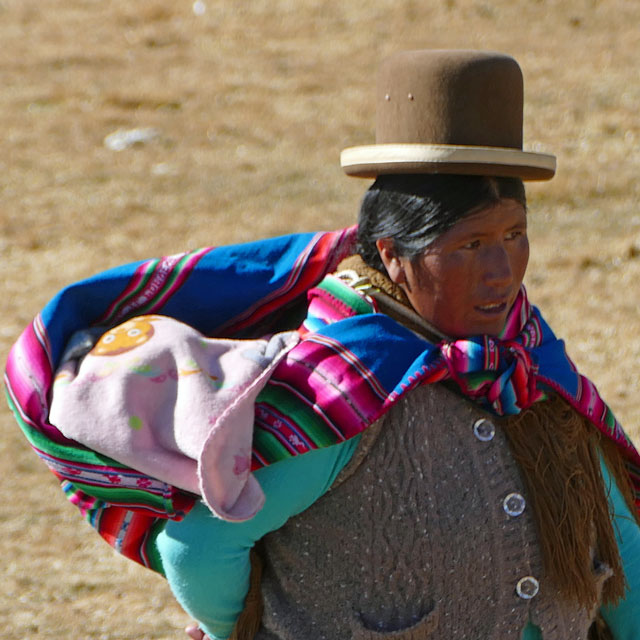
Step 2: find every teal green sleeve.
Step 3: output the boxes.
[153,437,359,640]
[600,458,640,639]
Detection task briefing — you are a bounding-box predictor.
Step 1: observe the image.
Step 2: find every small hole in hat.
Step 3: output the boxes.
[385,94,390,101]
[407,93,414,100]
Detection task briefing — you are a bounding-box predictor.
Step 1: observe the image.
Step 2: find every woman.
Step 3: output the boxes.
[165,176,639,639]
[6,50,640,639]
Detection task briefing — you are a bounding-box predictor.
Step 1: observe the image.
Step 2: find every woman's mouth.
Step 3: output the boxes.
[475,301,507,315]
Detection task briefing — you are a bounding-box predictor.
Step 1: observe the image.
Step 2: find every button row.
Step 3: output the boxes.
[473,417,538,601]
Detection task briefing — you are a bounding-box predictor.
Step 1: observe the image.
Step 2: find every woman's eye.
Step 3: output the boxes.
[462,240,480,249]
[505,230,524,241]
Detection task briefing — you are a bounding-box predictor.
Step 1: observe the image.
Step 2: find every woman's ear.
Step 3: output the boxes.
[375,238,406,284]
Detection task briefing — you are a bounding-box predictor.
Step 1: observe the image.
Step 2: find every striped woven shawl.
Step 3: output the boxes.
[5,226,640,572]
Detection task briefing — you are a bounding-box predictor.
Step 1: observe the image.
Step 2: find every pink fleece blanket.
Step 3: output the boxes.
[49,314,299,521]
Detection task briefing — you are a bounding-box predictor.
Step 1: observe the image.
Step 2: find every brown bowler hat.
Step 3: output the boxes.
[341,50,556,181]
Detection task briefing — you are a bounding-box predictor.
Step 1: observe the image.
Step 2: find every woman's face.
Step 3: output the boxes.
[378,198,529,338]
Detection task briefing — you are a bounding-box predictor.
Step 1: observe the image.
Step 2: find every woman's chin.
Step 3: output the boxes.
[445,315,508,339]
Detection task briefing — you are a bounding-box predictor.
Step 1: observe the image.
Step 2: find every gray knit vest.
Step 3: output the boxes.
[256,384,609,640]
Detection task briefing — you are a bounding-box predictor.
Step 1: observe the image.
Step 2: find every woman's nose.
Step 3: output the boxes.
[483,245,513,287]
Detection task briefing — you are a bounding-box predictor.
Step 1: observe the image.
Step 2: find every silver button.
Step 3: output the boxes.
[516,576,540,599]
[473,418,495,442]
[503,492,526,517]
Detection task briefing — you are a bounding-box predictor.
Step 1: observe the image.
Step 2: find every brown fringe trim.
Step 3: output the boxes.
[503,395,625,609]
[337,254,411,306]
[336,255,447,342]
[589,612,616,640]
[229,548,264,640]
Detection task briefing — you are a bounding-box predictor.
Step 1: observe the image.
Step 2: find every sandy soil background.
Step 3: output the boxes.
[1,0,638,638]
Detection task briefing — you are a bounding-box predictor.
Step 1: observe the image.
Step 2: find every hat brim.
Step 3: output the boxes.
[340,144,556,181]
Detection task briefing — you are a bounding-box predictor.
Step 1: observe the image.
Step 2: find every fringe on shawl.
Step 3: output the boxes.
[229,549,264,640]
[503,394,627,609]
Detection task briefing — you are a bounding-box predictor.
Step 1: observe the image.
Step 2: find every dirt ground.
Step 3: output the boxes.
[1,0,638,638]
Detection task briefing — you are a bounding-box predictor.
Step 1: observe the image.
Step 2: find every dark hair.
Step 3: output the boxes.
[357,174,526,273]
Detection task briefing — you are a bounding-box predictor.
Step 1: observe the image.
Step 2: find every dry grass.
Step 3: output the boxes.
[0,0,638,637]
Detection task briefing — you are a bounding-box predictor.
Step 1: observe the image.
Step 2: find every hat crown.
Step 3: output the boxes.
[376,50,524,149]
[340,49,555,180]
